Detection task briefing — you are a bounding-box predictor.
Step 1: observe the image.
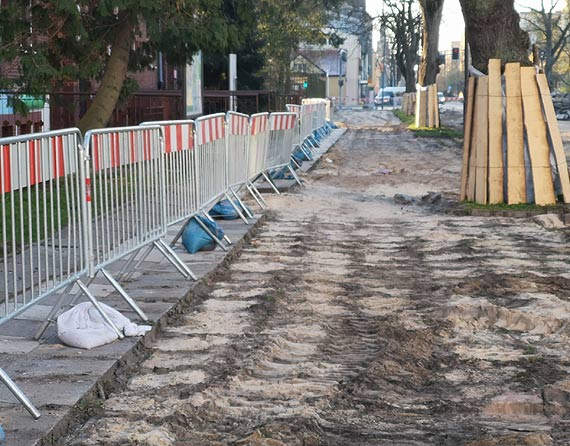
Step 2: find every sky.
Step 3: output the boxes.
[365,0,564,51]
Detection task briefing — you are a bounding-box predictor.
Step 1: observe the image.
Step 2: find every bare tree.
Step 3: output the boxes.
[522,0,570,87]
[418,0,445,86]
[380,0,422,92]
[459,0,530,72]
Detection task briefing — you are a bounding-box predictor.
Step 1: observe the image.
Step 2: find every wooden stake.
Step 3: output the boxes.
[520,67,556,205]
[487,59,504,204]
[467,81,479,202]
[475,76,489,204]
[505,63,526,204]
[428,85,435,128]
[536,73,570,203]
[434,86,440,128]
[460,77,476,201]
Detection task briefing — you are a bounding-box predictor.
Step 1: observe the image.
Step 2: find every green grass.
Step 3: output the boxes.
[394,109,463,139]
[0,179,73,252]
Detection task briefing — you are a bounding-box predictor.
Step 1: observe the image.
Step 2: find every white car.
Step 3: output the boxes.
[437,92,445,104]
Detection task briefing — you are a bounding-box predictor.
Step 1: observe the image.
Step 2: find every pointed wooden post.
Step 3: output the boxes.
[505,63,526,204]
[536,73,570,203]
[488,59,504,204]
[520,67,556,206]
[475,76,489,204]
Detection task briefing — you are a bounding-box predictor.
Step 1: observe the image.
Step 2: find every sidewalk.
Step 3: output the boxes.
[0,128,346,446]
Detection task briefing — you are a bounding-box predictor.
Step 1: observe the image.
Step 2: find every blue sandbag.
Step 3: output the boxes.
[181,216,224,254]
[0,425,5,446]
[294,147,311,162]
[210,199,251,220]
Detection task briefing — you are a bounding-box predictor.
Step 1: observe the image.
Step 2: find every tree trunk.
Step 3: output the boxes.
[78,17,133,134]
[459,0,530,72]
[418,0,444,86]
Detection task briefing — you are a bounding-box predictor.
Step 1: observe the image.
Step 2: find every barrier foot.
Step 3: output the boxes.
[76,280,125,339]
[230,187,255,219]
[287,165,304,187]
[223,192,249,225]
[153,240,197,281]
[246,182,267,210]
[100,269,149,322]
[262,172,281,195]
[0,369,41,420]
[194,215,228,252]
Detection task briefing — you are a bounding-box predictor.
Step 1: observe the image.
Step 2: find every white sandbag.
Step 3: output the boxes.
[57,302,151,349]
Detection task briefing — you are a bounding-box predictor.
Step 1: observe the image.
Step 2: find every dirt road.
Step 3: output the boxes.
[66,109,570,445]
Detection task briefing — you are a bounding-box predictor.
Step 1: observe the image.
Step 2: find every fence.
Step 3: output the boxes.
[0,98,332,419]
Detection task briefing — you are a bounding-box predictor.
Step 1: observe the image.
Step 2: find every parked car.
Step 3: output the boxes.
[374,91,394,106]
[374,87,405,108]
[438,92,445,104]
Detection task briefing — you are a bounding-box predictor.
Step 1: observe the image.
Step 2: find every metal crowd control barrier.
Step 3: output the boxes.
[141,120,198,226]
[0,128,83,418]
[286,104,311,164]
[36,126,196,340]
[265,112,303,188]
[245,113,270,209]
[86,125,195,285]
[194,114,232,250]
[225,112,254,222]
[0,129,85,324]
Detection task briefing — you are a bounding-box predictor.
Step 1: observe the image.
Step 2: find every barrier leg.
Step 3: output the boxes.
[290,156,302,170]
[229,187,255,219]
[262,172,281,195]
[246,182,267,210]
[33,281,78,340]
[121,245,155,282]
[193,215,229,252]
[0,369,41,420]
[299,145,313,160]
[76,280,124,339]
[150,240,196,281]
[287,165,304,187]
[203,211,232,245]
[99,269,149,322]
[117,248,148,282]
[223,192,249,225]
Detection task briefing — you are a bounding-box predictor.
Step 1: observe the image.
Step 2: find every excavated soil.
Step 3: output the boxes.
[64,109,570,446]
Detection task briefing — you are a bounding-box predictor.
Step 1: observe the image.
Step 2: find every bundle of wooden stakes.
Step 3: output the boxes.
[460,59,570,206]
[415,84,440,129]
[401,93,416,116]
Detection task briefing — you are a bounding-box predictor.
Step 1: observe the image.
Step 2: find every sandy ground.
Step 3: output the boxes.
[63,109,570,445]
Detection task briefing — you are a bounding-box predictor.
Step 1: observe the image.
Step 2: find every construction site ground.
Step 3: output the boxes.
[7,106,570,445]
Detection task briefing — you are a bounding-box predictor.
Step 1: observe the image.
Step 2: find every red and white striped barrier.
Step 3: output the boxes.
[226,112,250,189]
[141,120,198,226]
[248,113,269,180]
[0,129,85,325]
[196,114,225,146]
[266,112,297,169]
[195,114,228,207]
[84,126,165,276]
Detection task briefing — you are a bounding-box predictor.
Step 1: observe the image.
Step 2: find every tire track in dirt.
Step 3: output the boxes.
[66,115,570,445]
